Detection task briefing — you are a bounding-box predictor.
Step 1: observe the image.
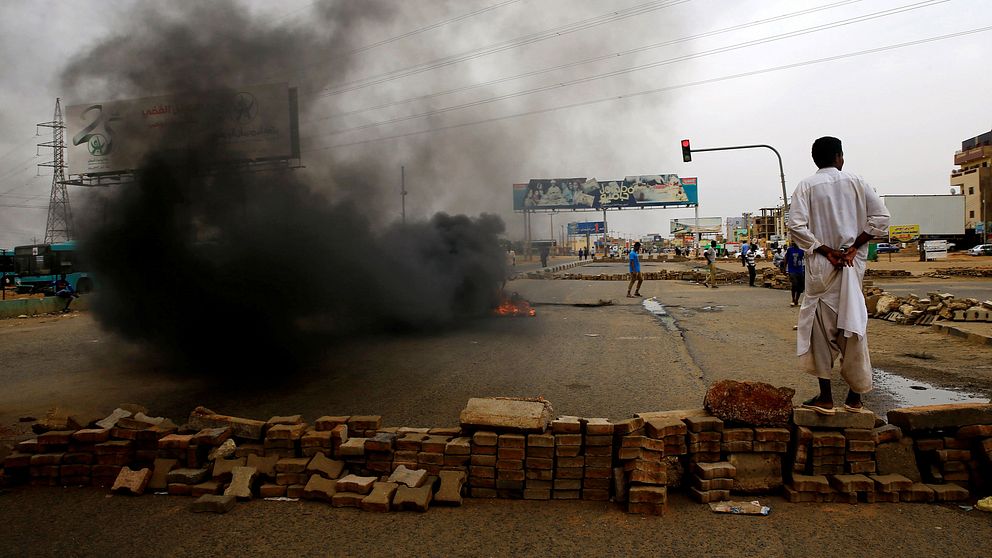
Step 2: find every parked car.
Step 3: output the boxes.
[875,243,901,253]
[967,244,992,256]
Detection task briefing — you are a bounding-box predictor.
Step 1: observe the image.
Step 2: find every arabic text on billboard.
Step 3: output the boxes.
[670,217,722,235]
[513,175,698,210]
[888,224,920,242]
[66,83,298,176]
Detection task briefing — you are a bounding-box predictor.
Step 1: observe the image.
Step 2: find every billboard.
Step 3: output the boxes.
[66,83,300,176]
[881,195,964,236]
[568,221,606,235]
[888,224,920,242]
[670,217,722,235]
[513,175,697,211]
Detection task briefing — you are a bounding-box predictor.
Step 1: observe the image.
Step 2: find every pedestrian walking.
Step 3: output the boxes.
[787,136,890,414]
[744,241,758,286]
[703,240,718,288]
[786,241,805,306]
[626,241,643,298]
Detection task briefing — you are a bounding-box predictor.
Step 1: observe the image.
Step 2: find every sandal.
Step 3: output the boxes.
[802,397,836,416]
[843,403,872,414]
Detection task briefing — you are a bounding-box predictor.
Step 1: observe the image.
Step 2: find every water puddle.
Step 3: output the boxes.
[643,297,680,332]
[873,368,990,407]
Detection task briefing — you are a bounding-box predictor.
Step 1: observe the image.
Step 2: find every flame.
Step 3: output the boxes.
[494,293,536,317]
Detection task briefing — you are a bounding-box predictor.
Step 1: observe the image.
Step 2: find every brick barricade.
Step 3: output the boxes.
[3,401,988,515]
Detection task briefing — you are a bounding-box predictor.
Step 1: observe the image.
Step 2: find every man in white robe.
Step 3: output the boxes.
[787,136,890,414]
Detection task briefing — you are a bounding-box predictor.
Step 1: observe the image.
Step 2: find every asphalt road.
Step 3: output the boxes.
[1,268,991,556]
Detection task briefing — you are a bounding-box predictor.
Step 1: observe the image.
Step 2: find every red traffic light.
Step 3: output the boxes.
[681,139,690,148]
[681,139,692,162]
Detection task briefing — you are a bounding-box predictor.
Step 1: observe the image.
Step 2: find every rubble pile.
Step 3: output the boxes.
[541,270,750,284]
[864,269,912,278]
[864,289,992,325]
[923,267,992,278]
[3,395,990,515]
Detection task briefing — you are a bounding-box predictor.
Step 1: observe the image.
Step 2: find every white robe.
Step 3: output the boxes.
[787,167,890,357]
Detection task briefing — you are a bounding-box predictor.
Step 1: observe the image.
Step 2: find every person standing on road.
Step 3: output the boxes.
[744,241,758,286]
[786,241,805,307]
[540,245,549,268]
[703,240,719,288]
[627,241,643,298]
[787,136,890,415]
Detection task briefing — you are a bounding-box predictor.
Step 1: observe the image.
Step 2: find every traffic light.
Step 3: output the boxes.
[681,139,692,162]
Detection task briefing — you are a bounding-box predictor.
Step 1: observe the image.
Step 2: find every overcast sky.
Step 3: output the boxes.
[1,0,990,248]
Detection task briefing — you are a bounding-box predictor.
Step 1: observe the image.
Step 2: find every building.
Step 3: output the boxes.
[949,129,992,234]
[752,207,784,241]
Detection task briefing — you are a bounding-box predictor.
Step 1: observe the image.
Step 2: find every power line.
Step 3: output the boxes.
[303,25,992,152]
[311,0,865,124]
[308,0,948,139]
[316,0,693,97]
[272,0,525,84]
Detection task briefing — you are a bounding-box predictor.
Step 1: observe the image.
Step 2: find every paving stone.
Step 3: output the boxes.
[302,475,337,502]
[722,441,753,453]
[498,434,526,448]
[286,484,306,499]
[191,480,225,497]
[445,437,472,455]
[259,484,286,498]
[336,474,377,494]
[551,416,582,434]
[207,439,237,462]
[689,487,730,503]
[497,447,525,460]
[111,467,151,495]
[527,446,554,459]
[811,432,845,447]
[829,474,873,493]
[793,408,876,429]
[266,423,307,441]
[692,461,736,480]
[347,415,382,432]
[72,428,110,443]
[523,488,551,500]
[470,487,498,498]
[789,474,832,493]
[645,418,686,439]
[459,398,553,433]
[612,416,645,435]
[388,464,427,488]
[337,438,367,457]
[95,408,132,430]
[847,440,876,452]
[315,416,350,431]
[275,457,311,474]
[167,467,210,485]
[728,453,782,493]
[188,407,265,440]
[300,430,333,449]
[223,466,257,500]
[927,482,969,501]
[583,418,614,436]
[158,434,194,450]
[147,458,178,491]
[871,424,903,444]
[684,415,724,433]
[753,441,788,453]
[553,490,581,500]
[916,438,944,451]
[875,438,921,482]
[212,457,246,481]
[628,485,667,504]
[691,476,734,491]
[192,427,232,446]
[331,491,365,508]
[956,424,992,438]
[393,484,433,512]
[870,473,913,493]
[901,483,936,503]
[526,434,555,448]
[266,415,304,427]
[276,473,308,486]
[191,494,237,513]
[435,470,466,505]
[722,428,754,442]
[887,403,992,432]
[246,454,280,478]
[305,452,344,479]
[754,427,790,442]
[360,481,398,512]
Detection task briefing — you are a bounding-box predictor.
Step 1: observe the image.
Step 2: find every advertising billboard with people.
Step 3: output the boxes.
[513,175,697,211]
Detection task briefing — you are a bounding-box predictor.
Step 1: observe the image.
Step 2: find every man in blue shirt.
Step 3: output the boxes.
[627,241,642,298]
[785,241,805,307]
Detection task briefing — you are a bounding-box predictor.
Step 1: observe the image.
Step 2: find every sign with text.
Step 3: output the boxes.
[889,224,920,242]
[670,217,722,235]
[924,239,948,260]
[513,175,698,211]
[67,83,299,175]
[568,221,606,235]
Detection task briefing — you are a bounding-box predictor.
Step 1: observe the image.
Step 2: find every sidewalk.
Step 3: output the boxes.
[931,320,992,346]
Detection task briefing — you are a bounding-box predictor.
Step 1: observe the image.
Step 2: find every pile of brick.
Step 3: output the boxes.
[4,396,991,515]
[923,267,992,278]
[760,268,791,290]
[864,269,912,278]
[783,407,980,504]
[864,289,992,326]
[550,270,750,284]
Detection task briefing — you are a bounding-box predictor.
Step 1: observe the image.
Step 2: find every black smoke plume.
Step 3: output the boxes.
[63,1,508,377]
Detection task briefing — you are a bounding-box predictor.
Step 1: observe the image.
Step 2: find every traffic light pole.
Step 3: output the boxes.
[686,144,789,213]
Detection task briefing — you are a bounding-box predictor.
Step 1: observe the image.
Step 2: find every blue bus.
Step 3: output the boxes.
[0,248,14,287]
[13,241,94,294]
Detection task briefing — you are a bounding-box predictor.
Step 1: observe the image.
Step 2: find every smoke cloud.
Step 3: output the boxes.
[63,1,509,377]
